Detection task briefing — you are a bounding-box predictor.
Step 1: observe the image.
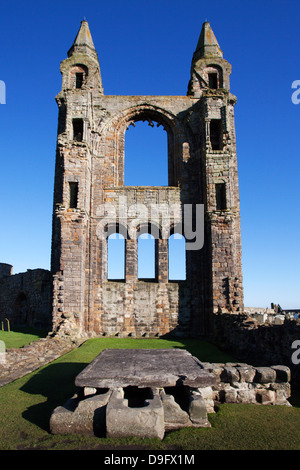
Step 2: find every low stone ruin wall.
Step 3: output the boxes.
[202,362,291,407]
[211,313,300,387]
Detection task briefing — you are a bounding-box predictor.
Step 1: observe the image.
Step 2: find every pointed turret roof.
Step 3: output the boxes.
[67,20,98,60]
[195,21,223,59]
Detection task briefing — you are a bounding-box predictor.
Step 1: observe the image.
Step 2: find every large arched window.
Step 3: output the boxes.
[168,233,186,280]
[138,233,156,280]
[107,233,125,280]
[125,120,168,186]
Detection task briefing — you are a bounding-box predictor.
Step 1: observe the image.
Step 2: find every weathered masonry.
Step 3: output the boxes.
[51,20,244,338]
[0,263,52,330]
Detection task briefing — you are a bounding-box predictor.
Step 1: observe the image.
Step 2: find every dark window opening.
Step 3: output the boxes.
[73,118,83,141]
[76,72,84,89]
[210,119,223,150]
[215,183,227,210]
[69,182,78,208]
[208,73,218,89]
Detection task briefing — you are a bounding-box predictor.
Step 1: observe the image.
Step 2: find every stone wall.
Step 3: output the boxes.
[0,263,12,279]
[50,21,244,338]
[202,362,291,406]
[0,267,52,330]
[211,313,300,386]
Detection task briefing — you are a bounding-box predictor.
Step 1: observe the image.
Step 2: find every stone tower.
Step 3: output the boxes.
[50,20,243,338]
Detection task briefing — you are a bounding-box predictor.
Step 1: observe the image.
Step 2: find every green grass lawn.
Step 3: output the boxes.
[0,336,299,451]
[0,327,48,349]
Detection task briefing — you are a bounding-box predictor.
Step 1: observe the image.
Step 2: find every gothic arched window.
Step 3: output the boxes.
[168,233,186,281]
[107,233,125,280]
[138,232,156,280]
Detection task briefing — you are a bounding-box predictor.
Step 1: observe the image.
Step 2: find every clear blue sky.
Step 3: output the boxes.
[0,0,299,309]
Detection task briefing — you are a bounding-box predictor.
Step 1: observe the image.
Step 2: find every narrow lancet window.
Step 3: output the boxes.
[73,118,83,141]
[76,73,84,89]
[107,233,125,280]
[215,182,227,210]
[208,73,218,89]
[69,182,78,208]
[210,119,223,150]
[138,233,156,280]
[168,234,186,280]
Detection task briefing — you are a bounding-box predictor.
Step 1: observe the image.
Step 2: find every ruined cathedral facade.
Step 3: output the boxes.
[0,21,244,337]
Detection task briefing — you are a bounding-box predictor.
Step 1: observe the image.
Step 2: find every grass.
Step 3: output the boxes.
[0,327,48,349]
[0,336,299,451]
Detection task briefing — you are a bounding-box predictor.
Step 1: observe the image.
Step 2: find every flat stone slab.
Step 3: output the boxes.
[75,349,216,389]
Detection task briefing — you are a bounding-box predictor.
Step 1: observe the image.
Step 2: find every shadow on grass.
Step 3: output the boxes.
[168,338,237,363]
[21,362,86,432]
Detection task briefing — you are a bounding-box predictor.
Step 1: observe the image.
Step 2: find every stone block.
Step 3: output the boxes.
[75,349,216,389]
[196,386,215,413]
[222,366,240,383]
[256,389,276,405]
[237,366,256,383]
[236,389,256,404]
[188,391,211,427]
[224,388,237,403]
[160,390,191,430]
[83,387,97,397]
[49,396,78,435]
[255,367,277,384]
[269,382,291,405]
[106,388,165,440]
[271,366,291,383]
[205,364,224,383]
[50,391,111,436]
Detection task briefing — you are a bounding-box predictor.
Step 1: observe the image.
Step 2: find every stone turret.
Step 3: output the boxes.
[188,21,231,96]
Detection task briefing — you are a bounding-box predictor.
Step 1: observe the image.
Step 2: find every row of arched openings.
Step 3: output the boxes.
[107,232,186,281]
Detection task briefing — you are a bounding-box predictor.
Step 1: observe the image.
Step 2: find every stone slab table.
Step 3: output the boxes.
[51,349,217,439]
[75,348,216,389]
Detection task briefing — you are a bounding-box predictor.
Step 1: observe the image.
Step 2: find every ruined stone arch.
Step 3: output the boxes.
[96,104,188,187]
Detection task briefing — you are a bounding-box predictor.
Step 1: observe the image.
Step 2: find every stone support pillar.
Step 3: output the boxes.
[157,239,168,283]
[125,238,138,282]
